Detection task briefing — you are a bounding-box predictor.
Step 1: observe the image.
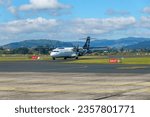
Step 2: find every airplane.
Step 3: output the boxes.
[50,36,110,60]
[50,36,91,60]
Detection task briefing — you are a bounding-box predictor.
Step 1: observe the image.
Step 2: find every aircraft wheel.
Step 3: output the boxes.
[64,57,67,60]
[75,57,78,59]
[52,57,55,60]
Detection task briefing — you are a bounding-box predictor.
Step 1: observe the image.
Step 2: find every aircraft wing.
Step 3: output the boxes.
[89,47,110,51]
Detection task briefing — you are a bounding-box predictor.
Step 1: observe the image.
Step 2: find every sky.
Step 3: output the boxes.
[0,0,150,45]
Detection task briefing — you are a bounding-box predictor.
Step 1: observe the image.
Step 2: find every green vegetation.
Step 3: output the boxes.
[0,54,51,61]
[66,56,150,64]
[66,56,109,64]
[122,57,150,64]
[0,54,150,65]
[0,46,52,55]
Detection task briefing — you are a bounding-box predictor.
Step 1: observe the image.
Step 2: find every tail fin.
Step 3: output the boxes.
[83,36,90,50]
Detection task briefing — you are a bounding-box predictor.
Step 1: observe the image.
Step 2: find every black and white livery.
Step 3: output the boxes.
[50,36,91,60]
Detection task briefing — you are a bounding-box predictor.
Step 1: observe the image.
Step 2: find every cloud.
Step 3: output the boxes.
[8,0,71,17]
[0,17,60,44]
[143,6,150,14]
[0,16,149,43]
[8,6,17,15]
[0,0,2,4]
[0,0,11,6]
[0,17,139,45]
[106,9,130,16]
[139,16,150,28]
[1,16,150,44]
[0,17,58,34]
[0,0,4,4]
[71,17,136,35]
[19,0,71,11]
[124,16,150,38]
[0,0,17,17]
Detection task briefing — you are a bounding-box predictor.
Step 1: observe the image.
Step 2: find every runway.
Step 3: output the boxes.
[0,61,150,100]
[0,72,150,100]
[0,61,150,73]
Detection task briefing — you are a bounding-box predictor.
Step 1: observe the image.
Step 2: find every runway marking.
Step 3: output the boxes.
[39,65,88,71]
[132,87,150,93]
[117,66,149,70]
[0,87,15,91]
[0,88,149,93]
[0,84,150,93]
[57,65,88,70]
[79,82,143,86]
[0,79,15,82]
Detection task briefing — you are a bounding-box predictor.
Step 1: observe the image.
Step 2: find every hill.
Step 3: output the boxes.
[73,37,150,48]
[125,41,150,49]
[1,37,150,49]
[2,39,73,49]
[92,37,150,47]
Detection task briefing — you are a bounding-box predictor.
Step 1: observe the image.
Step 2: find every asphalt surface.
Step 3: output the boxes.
[0,60,150,73]
[0,72,150,100]
[0,61,150,100]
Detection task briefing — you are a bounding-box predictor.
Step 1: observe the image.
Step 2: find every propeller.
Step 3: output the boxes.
[80,36,94,39]
[73,44,79,52]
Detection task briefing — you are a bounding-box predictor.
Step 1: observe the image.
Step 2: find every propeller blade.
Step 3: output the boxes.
[79,36,96,40]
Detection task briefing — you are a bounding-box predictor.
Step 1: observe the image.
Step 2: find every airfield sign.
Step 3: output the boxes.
[32,56,40,60]
[109,58,121,63]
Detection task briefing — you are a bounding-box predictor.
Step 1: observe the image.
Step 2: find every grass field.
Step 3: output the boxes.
[66,56,150,64]
[122,57,150,64]
[0,54,51,61]
[0,54,150,64]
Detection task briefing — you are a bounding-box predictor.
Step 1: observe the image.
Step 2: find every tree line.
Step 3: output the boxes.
[0,46,53,55]
[0,46,150,55]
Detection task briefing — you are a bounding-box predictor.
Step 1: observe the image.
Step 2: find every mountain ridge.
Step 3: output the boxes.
[1,37,150,49]
[2,39,73,49]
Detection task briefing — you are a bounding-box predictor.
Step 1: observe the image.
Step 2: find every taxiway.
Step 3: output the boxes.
[0,61,150,73]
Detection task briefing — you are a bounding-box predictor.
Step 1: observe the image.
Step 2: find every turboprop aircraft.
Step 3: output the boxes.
[50,36,108,60]
[50,36,91,60]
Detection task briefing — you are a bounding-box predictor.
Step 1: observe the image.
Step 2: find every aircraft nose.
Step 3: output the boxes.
[50,52,55,56]
[50,52,57,57]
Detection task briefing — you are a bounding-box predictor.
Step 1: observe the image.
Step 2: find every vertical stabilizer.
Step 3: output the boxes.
[83,36,90,50]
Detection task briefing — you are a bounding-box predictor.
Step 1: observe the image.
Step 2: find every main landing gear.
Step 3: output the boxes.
[75,57,78,59]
